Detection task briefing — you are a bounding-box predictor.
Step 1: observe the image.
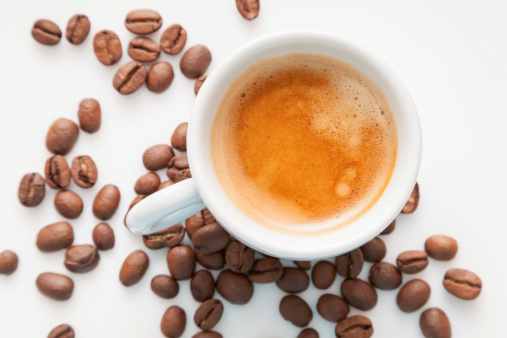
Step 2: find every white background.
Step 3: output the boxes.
[0,0,505,337]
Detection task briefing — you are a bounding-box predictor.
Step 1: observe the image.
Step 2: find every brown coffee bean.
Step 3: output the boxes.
[119,250,149,286]
[276,267,309,294]
[312,261,336,289]
[92,223,114,251]
[420,308,451,338]
[369,262,402,290]
[186,208,216,239]
[161,306,186,338]
[194,299,223,330]
[225,241,254,273]
[124,194,146,226]
[45,155,71,189]
[78,98,101,133]
[157,180,175,191]
[341,278,378,311]
[196,251,225,270]
[180,45,212,79]
[236,0,260,20]
[93,184,120,220]
[93,30,122,66]
[335,316,373,338]
[146,62,174,93]
[71,155,98,188]
[160,24,187,55]
[64,245,100,273]
[48,323,74,338]
[128,37,161,62]
[46,118,79,155]
[193,332,222,338]
[297,328,319,338]
[36,272,74,300]
[396,250,429,274]
[380,219,396,235]
[248,258,283,283]
[18,173,45,207]
[279,295,313,327]
[143,223,185,250]
[216,269,254,304]
[192,222,230,255]
[317,294,349,323]
[32,19,61,45]
[194,75,207,95]
[425,235,458,261]
[360,237,386,263]
[54,190,83,219]
[167,156,191,182]
[294,261,311,270]
[190,270,215,302]
[36,222,74,253]
[0,250,18,275]
[125,9,162,35]
[66,14,90,45]
[113,61,148,95]
[135,172,160,195]
[443,268,481,300]
[335,248,364,278]
[402,182,419,213]
[397,279,431,312]
[151,275,179,299]
[171,123,188,152]
[144,144,175,171]
[167,245,195,280]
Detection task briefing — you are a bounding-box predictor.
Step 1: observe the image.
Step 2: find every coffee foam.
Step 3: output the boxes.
[211,54,397,234]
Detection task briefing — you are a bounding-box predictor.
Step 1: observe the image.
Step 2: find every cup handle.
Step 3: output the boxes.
[125,178,205,235]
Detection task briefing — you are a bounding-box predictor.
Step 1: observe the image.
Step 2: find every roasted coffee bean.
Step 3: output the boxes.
[46,118,79,155]
[335,248,364,278]
[71,155,98,188]
[312,261,336,289]
[146,62,174,93]
[360,237,386,263]
[196,251,225,270]
[161,306,186,338]
[54,190,83,219]
[119,250,149,286]
[167,245,195,280]
[128,37,161,62]
[279,295,313,327]
[36,222,74,253]
[48,323,74,338]
[144,144,175,171]
[167,156,191,182]
[36,272,74,300]
[225,241,254,273]
[194,299,223,330]
[45,155,70,189]
[193,332,222,338]
[143,223,184,250]
[32,19,61,45]
[297,328,319,338]
[180,45,212,79]
[380,219,396,235]
[151,274,179,299]
[190,270,215,302]
[92,223,115,251]
[192,222,230,255]
[93,30,122,66]
[274,267,308,294]
[160,24,187,55]
[0,250,18,275]
[64,245,100,273]
[420,308,451,338]
[397,279,431,312]
[341,278,378,311]
[402,182,419,213]
[78,98,101,133]
[335,316,373,338]
[93,184,120,220]
[66,14,90,44]
[124,194,146,226]
[425,235,458,261]
[194,75,207,95]
[157,180,175,191]
[236,0,260,20]
[317,294,349,323]
[294,261,311,270]
[369,262,402,290]
[125,9,162,34]
[216,269,254,304]
[396,250,429,274]
[443,268,481,300]
[171,122,188,152]
[18,173,45,207]
[248,258,283,283]
[135,172,160,195]
[113,61,148,95]
[186,208,216,239]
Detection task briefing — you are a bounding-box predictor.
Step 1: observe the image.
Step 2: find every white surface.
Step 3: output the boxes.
[0,0,505,337]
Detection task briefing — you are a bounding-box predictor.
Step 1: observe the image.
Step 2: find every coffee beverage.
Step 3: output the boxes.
[211,54,397,233]
[279,295,313,327]
[276,267,309,293]
[119,250,149,286]
[66,14,90,45]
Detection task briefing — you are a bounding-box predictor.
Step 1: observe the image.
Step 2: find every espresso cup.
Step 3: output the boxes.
[126,31,422,260]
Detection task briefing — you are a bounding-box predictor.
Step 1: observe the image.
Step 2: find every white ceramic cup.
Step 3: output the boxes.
[126,31,422,260]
